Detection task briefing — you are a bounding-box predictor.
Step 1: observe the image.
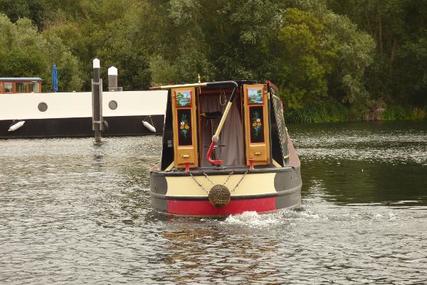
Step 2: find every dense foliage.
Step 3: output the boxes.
[0,0,425,121]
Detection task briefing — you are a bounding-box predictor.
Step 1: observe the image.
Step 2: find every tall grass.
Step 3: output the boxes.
[285,103,426,123]
[284,102,350,123]
[382,106,427,121]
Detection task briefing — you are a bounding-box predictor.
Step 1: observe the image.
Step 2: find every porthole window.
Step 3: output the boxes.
[109,100,118,110]
[38,102,48,112]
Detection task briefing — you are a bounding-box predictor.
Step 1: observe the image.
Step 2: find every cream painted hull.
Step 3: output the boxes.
[150,167,302,217]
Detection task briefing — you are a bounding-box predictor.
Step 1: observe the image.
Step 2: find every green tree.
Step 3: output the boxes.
[43,33,83,91]
[328,0,427,107]
[44,0,152,90]
[276,7,374,110]
[0,0,45,29]
[1,0,424,120]
[0,14,83,91]
[142,0,282,84]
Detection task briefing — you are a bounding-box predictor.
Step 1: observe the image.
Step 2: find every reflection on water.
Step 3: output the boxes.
[0,121,426,284]
[292,121,427,206]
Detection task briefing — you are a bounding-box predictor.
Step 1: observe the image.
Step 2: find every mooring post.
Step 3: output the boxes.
[108,66,118,91]
[92,58,103,143]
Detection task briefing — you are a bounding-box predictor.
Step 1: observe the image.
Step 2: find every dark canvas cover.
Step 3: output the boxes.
[272,95,289,164]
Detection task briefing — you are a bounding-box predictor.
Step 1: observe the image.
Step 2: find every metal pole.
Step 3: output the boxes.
[92,58,103,143]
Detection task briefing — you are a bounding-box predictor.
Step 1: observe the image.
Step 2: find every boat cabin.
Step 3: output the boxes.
[0,77,42,94]
[159,80,289,172]
[151,80,300,217]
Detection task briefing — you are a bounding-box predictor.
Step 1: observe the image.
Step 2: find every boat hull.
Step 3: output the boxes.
[0,90,167,139]
[150,167,301,217]
[0,115,164,138]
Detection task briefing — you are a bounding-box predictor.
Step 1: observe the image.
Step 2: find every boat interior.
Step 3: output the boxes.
[198,87,244,167]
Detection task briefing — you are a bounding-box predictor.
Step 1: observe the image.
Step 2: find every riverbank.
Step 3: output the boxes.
[285,102,427,124]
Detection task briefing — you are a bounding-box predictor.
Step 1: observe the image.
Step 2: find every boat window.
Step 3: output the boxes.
[25,82,33,92]
[16,82,37,93]
[33,82,40,93]
[177,109,193,145]
[16,82,25,93]
[249,106,265,143]
[4,82,13,93]
[38,102,48,112]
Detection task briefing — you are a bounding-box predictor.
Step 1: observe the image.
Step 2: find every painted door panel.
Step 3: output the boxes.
[171,87,199,168]
[243,84,271,166]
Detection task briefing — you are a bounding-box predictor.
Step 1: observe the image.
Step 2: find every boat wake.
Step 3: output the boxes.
[223,211,284,227]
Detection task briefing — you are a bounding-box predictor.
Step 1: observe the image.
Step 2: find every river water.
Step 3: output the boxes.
[0,121,426,284]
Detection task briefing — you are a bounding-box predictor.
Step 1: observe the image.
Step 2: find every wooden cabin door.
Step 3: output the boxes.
[243,84,271,167]
[171,87,199,169]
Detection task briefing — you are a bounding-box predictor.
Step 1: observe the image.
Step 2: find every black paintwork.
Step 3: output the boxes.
[150,172,168,194]
[270,97,285,166]
[160,92,174,170]
[0,115,164,139]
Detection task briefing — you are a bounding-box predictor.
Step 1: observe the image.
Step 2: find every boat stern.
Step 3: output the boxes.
[150,167,301,217]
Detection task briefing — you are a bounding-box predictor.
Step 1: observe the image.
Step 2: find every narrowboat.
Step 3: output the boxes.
[150,80,302,217]
[0,77,42,94]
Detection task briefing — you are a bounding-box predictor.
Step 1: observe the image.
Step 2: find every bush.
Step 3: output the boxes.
[284,101,350,123]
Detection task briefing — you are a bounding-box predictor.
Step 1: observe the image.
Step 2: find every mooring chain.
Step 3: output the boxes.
[203,171,235,187]
[223,171,234,186]
[230,170,248,192]
[202,172,216,186]
[189,171,209,193]
[190,170,248,193]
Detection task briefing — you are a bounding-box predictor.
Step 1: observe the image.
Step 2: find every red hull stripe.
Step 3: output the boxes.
[167,197,277,216]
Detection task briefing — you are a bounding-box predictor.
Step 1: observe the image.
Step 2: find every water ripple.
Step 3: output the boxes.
[0,123,426,284]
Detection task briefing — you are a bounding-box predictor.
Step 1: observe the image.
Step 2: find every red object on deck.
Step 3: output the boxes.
[167,197,277,216]
[184,162,190,174]
[206,141,223,166]
[248,159,255,170]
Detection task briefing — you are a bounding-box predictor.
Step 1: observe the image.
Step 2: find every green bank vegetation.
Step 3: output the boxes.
[0,0,426,122]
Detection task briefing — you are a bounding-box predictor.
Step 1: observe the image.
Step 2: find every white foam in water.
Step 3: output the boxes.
[299,210,321,219]
[374,213,383,219]
[393,200,419,205]
[224,211,282,227]
[389,212,397,221]
[223,207,326,227]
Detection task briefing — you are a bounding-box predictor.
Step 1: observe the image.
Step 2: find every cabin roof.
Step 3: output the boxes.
[0,77,42,81]
[151,80,259,90]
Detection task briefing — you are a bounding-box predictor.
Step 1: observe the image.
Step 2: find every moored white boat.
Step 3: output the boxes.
[0,90,167,138]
